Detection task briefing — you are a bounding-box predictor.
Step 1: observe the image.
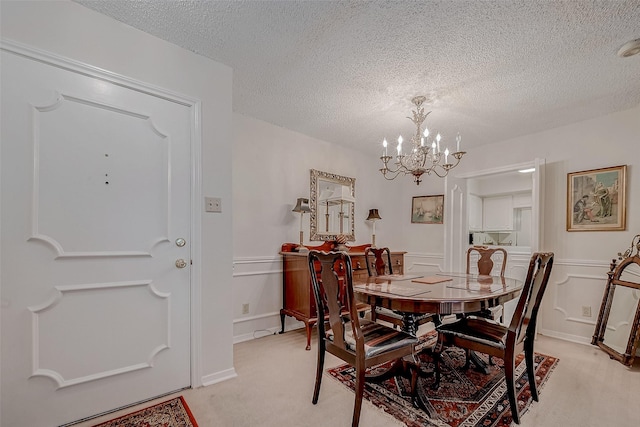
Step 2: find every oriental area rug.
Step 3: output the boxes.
[93,396,198,427]
[327,332,559,427]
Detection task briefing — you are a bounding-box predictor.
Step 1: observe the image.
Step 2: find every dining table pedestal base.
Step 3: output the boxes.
[365,355,437,418]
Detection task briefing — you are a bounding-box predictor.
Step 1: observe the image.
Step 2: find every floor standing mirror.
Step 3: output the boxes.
[592,235,640,367]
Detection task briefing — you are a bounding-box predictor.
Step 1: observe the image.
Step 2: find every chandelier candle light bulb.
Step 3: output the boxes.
[378,95,466,184]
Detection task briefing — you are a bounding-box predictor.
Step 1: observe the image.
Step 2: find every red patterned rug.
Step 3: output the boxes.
[327,332,558,427]
[93,396,198,427]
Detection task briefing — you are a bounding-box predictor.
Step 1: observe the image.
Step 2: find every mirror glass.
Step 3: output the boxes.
[593,241,640,367]
[310,169,355,241]
[601,284,637,354]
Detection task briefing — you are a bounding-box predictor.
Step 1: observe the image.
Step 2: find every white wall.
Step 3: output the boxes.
[6,0,637,421]
[232,104,640,348]
[231,113,404,340]
[1,0,234,387]
[399,176,448,275]
[448,105,640,344]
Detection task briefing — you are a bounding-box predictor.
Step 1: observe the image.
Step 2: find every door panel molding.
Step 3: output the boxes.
[30,91,171,257]
[29,280,170,389]
[2,39,204,425]
[2,39,202,387]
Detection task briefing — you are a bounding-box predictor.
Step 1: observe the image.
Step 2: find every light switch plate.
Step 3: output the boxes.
[205,197,222,213]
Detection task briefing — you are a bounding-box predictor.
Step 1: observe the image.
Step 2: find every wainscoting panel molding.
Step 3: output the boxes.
[404,253,444,274]
[539,259,612,344]
[233,256,285,341]
[231,253,620,347]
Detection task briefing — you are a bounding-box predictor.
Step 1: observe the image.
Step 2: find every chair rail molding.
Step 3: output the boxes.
[232,253,290,343]
[232,256,281,277]
[404,252,444,272]
[554,258,612,268]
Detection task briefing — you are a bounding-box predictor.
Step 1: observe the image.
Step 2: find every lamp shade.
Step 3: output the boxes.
[366,209,382,221]
[326,185,355,203]
[292,197,311,213]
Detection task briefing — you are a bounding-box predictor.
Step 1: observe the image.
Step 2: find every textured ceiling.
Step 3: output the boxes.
[74,1,640,154]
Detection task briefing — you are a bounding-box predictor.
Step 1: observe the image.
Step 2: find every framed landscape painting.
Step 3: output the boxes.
[567,165,626,231]
[411,195,444,224]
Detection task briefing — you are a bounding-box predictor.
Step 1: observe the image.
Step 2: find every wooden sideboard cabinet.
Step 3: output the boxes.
[279,242,406,350]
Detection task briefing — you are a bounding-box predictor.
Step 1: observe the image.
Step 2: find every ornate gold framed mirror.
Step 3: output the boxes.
[309,169,355,241]
[592,235,640,367]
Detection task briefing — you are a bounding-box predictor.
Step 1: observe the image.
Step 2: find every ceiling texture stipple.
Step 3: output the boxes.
[74,0,640,155]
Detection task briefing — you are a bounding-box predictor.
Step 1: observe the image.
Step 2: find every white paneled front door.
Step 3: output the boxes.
[1,46,193,426]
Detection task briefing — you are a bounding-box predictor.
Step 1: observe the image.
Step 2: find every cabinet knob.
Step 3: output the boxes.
[396,260,401,265]
[356,262,361,269]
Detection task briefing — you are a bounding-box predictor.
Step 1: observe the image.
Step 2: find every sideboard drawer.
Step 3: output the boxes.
[391,254,404,271]
[351,254,369,281]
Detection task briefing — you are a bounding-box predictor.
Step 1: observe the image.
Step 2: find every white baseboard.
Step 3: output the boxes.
[233,326,281,344]
[538,329,593,346]
[201,367,238,387]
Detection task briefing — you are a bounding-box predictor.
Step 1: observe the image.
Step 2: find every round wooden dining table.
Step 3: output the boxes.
[353,272,524,336]
[354,272,524,415]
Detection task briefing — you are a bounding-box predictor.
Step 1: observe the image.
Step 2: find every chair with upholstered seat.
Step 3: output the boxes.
[464,245,509,366]
[434,252,554,424]
[308,250,419,427]
[365,247,435,330]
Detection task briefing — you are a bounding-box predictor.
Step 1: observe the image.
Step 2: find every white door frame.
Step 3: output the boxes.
[445,158,545,272]
[0,39,204,388]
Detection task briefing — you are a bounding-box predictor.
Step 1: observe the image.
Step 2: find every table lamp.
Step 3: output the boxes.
[366,208,382,247]
[292,197,311,252]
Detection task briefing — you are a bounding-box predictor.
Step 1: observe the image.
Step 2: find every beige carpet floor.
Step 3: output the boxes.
[79,326,639,427]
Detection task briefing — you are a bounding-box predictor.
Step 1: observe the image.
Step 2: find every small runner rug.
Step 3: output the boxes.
[93,396,198,427]
[327,332,558,427]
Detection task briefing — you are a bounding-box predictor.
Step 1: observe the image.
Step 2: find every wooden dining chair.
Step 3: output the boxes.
[365,247,435,330]
[365,247,401,327]
[434,252,554,424]
[308,250,419,427]
[466,245,508,322]
[464,245,509,365]
[466,245,508,277]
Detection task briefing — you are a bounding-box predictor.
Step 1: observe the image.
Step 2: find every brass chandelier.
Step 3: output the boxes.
[379,96,465,185]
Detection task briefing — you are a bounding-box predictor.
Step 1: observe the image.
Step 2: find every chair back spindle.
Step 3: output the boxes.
[311,253,358,350]
[435,251,554,424]
[307,250,418,427]
[510,252,554,346]
[365,247,393,277]
[466,245,507,276]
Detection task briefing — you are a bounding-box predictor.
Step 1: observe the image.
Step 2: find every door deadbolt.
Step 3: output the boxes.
[175,238,186,247]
